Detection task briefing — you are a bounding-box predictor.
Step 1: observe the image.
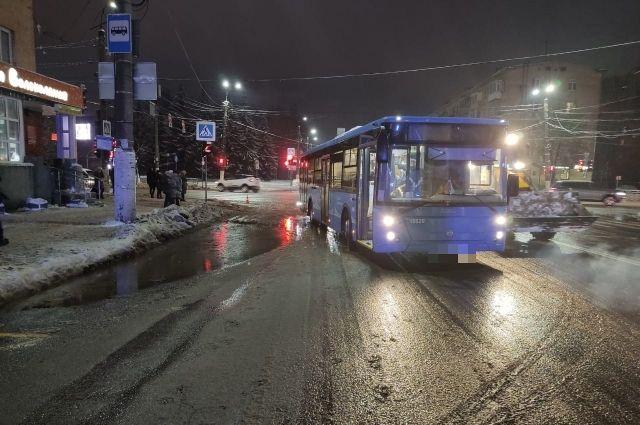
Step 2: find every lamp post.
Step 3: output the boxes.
[220,79,242,181]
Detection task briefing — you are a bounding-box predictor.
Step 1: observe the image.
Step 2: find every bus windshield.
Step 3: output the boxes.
[387,145,504,203]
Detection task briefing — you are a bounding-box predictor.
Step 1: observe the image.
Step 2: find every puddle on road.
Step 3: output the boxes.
[7,217,309,311]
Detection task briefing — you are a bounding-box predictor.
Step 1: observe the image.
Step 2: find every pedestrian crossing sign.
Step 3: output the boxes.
[196,121,216,142]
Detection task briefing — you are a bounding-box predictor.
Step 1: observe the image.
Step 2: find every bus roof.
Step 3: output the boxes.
[303,116,507,158]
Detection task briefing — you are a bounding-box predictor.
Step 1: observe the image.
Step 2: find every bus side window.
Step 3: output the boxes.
[331,152,343,188]
[342,148,358,191]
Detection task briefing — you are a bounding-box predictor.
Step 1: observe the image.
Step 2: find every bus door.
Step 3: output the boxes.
[358,146,376,240]
[321,156,330,224]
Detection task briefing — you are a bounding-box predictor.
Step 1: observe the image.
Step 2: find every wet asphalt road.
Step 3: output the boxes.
[1,189,639,424]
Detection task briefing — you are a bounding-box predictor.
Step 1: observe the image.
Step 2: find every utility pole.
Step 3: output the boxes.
[221,99,229,181]
[151,101,159,167]
[96,28,108,169]
[113,0,136,222]
[543,96,552,187]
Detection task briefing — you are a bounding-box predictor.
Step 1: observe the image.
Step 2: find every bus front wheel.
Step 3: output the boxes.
[342,211,353,251]
[308,200,317,225]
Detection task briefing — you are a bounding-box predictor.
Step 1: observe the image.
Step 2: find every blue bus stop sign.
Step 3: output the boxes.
[107,14,132,54]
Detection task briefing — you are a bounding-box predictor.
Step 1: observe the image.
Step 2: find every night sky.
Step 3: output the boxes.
[35,0,640,141]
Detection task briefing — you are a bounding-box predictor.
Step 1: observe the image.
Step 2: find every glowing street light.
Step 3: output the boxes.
[310,128,317,135]
[109,1,117,9]
[222,80,230,89]
[531,88,541,96]
[505,132,520,146]
[234,81,242,90]
[513,161,526,170]
[302,116,308,122]
[544,83,556,94]
[313,136,318,141]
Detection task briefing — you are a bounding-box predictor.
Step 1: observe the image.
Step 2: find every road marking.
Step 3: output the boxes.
[554,240,640,268]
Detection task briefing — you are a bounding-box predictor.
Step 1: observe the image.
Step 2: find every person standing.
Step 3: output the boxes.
[147,165,158,197]
[163,170,178,207]
[108,165,115,195]
[0,176,8,246]
[94,167,105,199]
[179,170,188,202]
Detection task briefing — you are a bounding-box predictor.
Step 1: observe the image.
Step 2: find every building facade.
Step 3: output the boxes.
[434,61,602,187]
[592,70,640,188]
[0,0,83,209]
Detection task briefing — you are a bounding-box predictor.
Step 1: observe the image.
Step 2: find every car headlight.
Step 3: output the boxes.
[494,215,507,226]
[382,215,395,227]
[386,231,396,241]
[615,192,626,196]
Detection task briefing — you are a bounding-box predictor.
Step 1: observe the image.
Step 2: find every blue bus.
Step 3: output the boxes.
[299,116,518,260]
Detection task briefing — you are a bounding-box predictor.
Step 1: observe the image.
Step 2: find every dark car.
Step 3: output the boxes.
[550,180,626,206]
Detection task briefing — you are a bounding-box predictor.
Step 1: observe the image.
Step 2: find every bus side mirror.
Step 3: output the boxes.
[507,174,520,198]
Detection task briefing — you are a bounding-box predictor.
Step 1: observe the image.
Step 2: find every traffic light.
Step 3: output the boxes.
[218,156,227,169]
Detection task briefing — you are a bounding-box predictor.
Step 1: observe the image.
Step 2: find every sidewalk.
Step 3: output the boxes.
[0,192,246,305]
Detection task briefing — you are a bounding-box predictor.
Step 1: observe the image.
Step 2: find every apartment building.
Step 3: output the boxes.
[434,61,602,185]
[0,0,83,208]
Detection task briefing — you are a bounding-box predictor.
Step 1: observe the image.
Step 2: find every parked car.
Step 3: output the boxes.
[214,174,260,192]
[550,180,626,206]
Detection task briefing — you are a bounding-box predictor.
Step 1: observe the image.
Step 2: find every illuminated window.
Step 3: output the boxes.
[0,96,21,162]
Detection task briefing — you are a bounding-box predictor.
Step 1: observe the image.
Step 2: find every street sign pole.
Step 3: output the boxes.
[204,156,208,202]
[111,4,135,222]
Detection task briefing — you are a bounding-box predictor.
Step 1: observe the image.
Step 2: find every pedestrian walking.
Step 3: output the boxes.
[180,170,188,201]
[162,170,180,207]
[0,176,8,246]
[147,165,158,197]
[93,167,105,199]
[108,166,115,195]
[171,171,183,206]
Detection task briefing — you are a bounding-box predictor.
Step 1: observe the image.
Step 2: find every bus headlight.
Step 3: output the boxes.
[386,231,396,241]
[494,215,507,226]
[382,215,395,227]
[496,231,505,240]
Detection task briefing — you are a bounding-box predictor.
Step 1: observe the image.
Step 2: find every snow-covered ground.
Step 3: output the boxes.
[0,199,242,305]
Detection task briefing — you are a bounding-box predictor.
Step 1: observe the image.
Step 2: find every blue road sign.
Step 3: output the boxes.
[196,121,216,142]
[107,14,132,54]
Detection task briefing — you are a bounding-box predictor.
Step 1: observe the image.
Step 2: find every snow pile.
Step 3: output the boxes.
[25,197,48,211]
[66,201,89,208]
[229,216,259,224]
[509,191,586,217]
[0,202,223,305]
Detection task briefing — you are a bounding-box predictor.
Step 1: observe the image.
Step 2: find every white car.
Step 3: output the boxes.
[214,174,261,192]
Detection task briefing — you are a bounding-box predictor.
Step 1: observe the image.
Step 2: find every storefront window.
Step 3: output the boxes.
[0,97,21,162]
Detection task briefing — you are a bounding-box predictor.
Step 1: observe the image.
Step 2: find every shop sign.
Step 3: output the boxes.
[0,62,83,108]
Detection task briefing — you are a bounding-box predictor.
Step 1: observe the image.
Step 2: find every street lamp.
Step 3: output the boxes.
[234,81,242,90]
[544,83,556,94]
[222,80,230,89]
[108,1,117,9]
[302,116,308,122]
[310,128,317,135]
